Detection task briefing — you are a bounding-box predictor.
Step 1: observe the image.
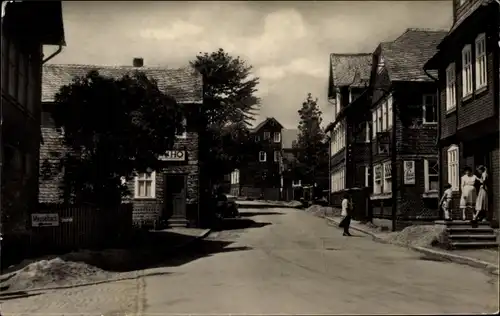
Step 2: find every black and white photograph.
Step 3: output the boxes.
[0,0,499,314]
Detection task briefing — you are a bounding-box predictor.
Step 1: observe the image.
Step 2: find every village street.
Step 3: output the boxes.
[2,207,498,315]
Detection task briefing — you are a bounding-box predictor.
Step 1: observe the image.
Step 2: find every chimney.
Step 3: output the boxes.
[133,57,144,67]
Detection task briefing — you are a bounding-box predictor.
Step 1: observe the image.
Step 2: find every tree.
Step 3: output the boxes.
[190,49,261,185]
[190,48,260,128]
[293,93,329,186]
[51,70,184,207]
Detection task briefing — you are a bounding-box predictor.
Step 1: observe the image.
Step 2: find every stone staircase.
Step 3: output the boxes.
[435,220,498,250]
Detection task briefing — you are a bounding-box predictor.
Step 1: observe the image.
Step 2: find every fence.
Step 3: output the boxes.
[32,204,133,251]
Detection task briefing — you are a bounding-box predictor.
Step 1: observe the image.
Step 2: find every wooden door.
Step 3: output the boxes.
[165,174,187,219]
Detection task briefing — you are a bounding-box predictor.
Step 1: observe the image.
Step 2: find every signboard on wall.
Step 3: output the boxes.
[159,150,186,161]
[403,160,415,185]
[31,213,59,227]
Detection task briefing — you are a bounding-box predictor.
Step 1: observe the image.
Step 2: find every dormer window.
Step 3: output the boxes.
[377,56,385,73]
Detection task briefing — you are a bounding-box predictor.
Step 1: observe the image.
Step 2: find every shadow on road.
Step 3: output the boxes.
[214,218,272,231]
[239,211,284,217]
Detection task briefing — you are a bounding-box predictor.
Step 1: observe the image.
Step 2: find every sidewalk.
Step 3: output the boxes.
[306,206,499,275]
[0,227,211,294]
[235,200,302,209]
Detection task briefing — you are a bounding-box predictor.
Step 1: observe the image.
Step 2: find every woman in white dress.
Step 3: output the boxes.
[460,166,478,221]
[473,165,488,223]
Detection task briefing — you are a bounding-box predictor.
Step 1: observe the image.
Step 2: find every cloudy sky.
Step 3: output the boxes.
[48,1,453,129]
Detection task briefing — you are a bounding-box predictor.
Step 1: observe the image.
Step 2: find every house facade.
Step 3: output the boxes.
[424,0,500,226]
[1,1,65,233]
[279,128,301,201]
[368,29,447,230]
[325,53,372,207]
[39,60,204,228]
[237,117,283,200]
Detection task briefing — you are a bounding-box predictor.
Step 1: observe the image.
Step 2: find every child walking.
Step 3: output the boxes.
[439,183,453,221]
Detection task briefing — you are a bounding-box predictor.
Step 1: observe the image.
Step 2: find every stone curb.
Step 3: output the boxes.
[324,216,499,275]
[236,202,301,209]
[0,228,212,295]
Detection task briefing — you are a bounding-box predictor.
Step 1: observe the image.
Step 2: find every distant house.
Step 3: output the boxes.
[424,0,499,226]
[236,117,283,200]
[280,128,301,201]
[367,28,447,230]
[39,58,204,227]
[325,53,372,208]
[1,1,65,233]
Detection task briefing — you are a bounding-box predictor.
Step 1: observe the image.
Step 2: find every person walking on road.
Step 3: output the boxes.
[339,193,352,236]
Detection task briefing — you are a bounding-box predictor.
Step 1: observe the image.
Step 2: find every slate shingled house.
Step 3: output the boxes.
[368,28,447,229]
[424,0,499,226]
[237,117,283,200]
[39,59,203,227]
[325,53,372,208]
[279,128,301,201]
[1,1,65,232]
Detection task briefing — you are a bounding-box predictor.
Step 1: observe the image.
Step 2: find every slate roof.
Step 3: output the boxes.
[281,129,299,149]
[380,28,448,82]
[448,0,494,35]
[330,53,372,88]
[42,64,203,104]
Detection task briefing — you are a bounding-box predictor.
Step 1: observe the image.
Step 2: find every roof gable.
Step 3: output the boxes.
[329,53,372,96]
[42,64,203,104]
[251,117,284,133]
[378,28,447,82]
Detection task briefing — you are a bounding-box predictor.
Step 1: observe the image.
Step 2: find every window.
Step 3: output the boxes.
[447,145,459,191]
[336,90,341,117]
[331,167,345,192]
[8,40,17,98]
[259,151,267,162]
[135,172,156,198]
[273,132,281,143]
[372,111,377,138]
[382,100,387,131]
[263,131,270,140]
[424,159,439,192]
[475,33,487,90]
[176,117,187,138]
[422,94,437,124]
[377,107,383,133]
[462,45,473,97]
[387,96,393,128]
[365,121,370,142]
[231,169,240,184]
[383,161,392,193]
[274,150,279,162]
[255,135,260,142]
[365,166,370,187]
[1,36,8,93]
[445,63,456,110]
[292,179,302,187]
[373,164,383,194]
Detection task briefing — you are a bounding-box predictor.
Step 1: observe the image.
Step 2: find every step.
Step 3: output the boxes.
[447,227,495,235]
[435,220,491,227]
[450,241,499,249]
[448,234,497,241]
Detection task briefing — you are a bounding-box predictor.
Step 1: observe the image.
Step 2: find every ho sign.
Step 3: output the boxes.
[159,150,186,161]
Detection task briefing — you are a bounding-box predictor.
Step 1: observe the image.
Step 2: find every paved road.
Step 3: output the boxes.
[2,207,499,315]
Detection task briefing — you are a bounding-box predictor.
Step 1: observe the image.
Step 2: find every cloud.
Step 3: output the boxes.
[139,20,203,40]
[50,1,453,129]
